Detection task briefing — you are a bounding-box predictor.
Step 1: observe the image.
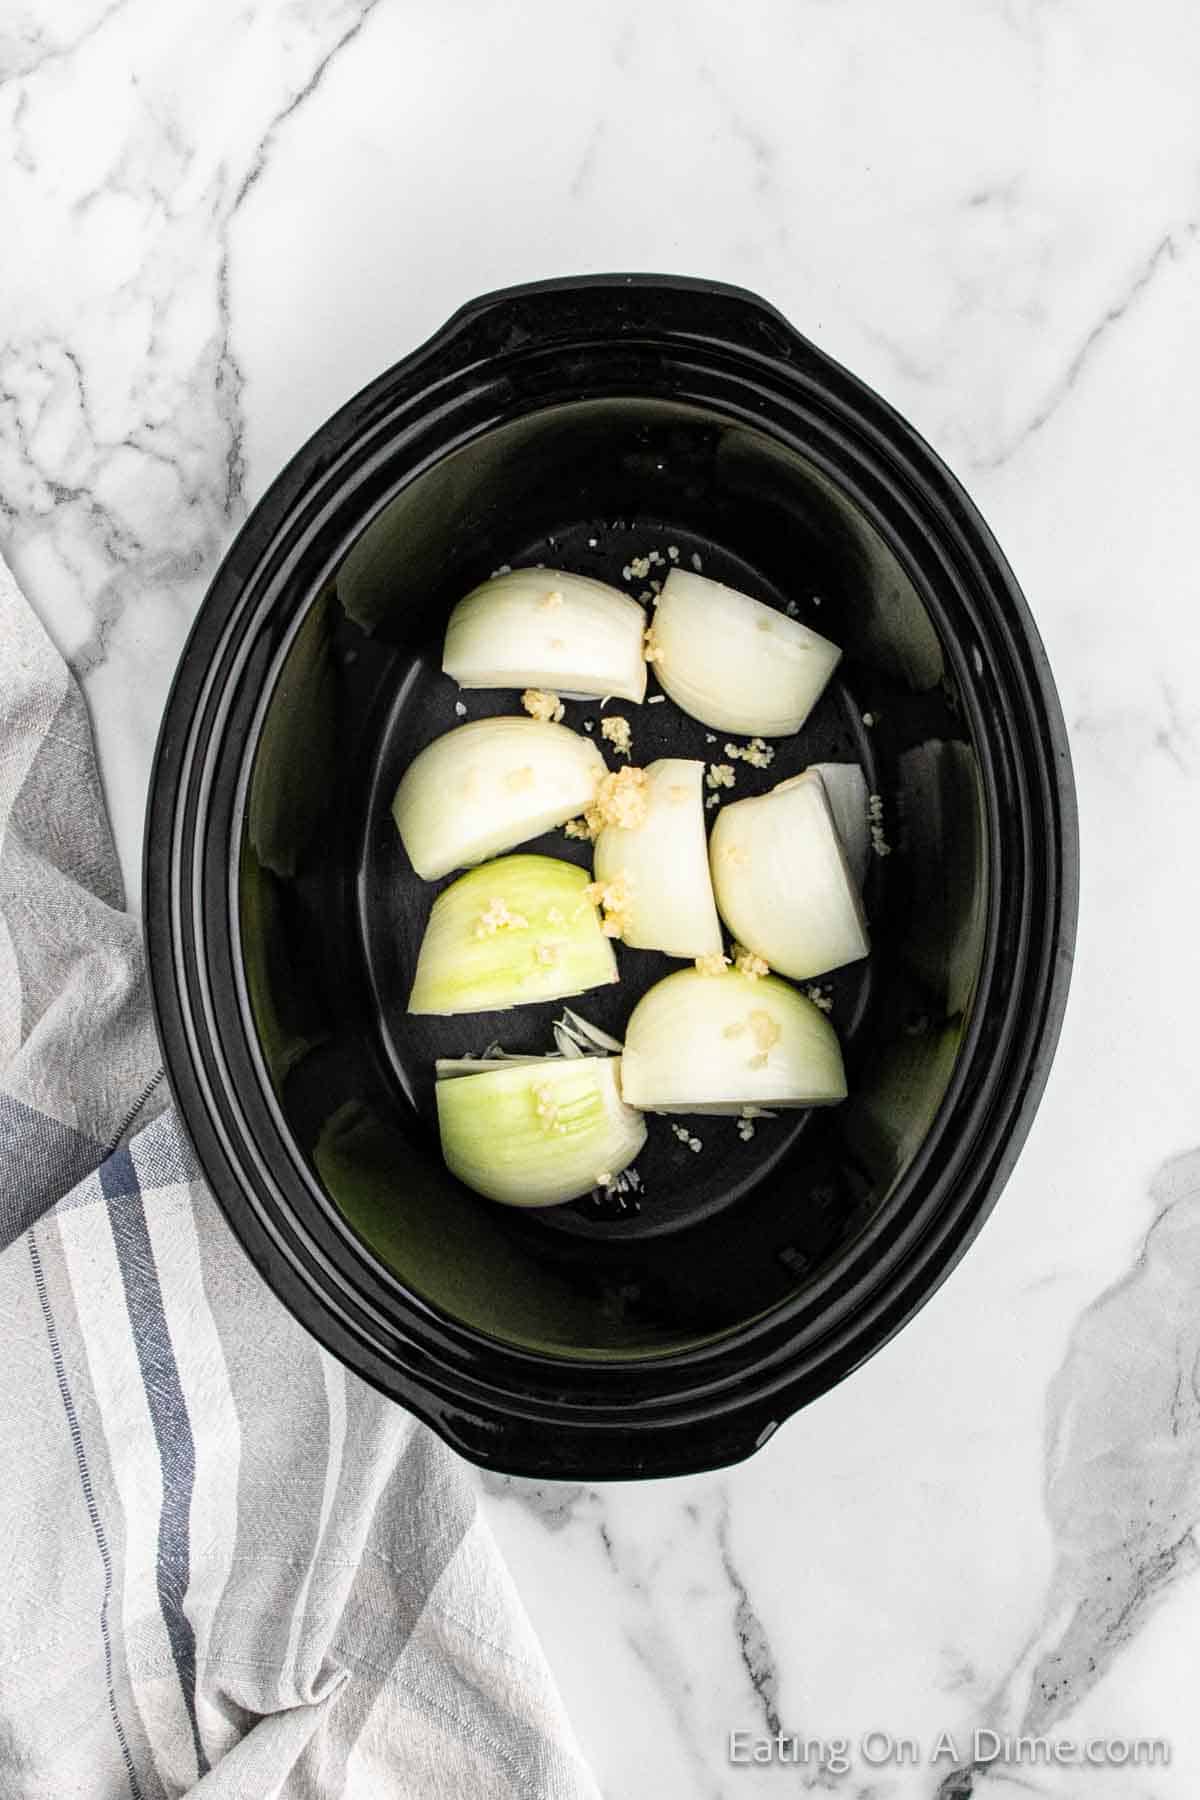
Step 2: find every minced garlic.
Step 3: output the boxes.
[804,984,834,1013]
[747,1008,781,1069]
[643,627,664,664]
[868,792,892,857]
[695,952,731,977]
[474,897,529,939]
[534,1082,569,1136]
[563,817,594,841]
[522,688,565,723]
[723,737,775,769]
[737,1118,756,1142]
[534,942,561,967]
[601,715,632,758]
[585,871,632,939]
[539,588,564,610]
[734,945,770,980]
[706,763,736,790]
[584,763,649,834]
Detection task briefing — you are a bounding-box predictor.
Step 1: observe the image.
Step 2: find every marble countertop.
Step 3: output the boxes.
[4,2,1200,1794]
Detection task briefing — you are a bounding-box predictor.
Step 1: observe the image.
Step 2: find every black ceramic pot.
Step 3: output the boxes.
[144,275,1077,1479]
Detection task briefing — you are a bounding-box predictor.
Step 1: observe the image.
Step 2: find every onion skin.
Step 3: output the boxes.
[620,967,847,1113]
[408,854,618,1015]
[709,770,870,980]
[592,758,722,959]
[444,569,647,703]
[392,716,604,881]
[436,1055,646,1206]
[649,570,841,736]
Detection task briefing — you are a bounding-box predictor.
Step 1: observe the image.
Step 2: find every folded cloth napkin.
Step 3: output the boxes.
[0,557,599,1800]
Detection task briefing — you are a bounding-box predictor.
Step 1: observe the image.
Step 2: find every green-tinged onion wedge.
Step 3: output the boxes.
[392,716,604,881]
[647,570,841,736]
[592,758,722,959]
[443,569,647,703]
[809,761,869,888]
[408,854,618,1015]
[620,967,847,1113]
[436,1055,646,1206]
[709,769,870,979]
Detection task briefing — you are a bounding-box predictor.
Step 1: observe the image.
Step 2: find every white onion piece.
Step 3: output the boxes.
[709,770,870,979]
[436,1055,646,1206]
[392,716,604,880]
[592,758,722,959]
[443,570,647,703]
[809,761,869,888]
[620,968,846,1113]
[408,855,617,1015]
[649,570,841,736]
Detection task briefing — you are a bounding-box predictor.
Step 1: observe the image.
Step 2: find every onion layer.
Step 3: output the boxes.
[809,761,869,889]
[709,770,870,979]
[592,758,722,959]
[648,570,841,735]
[437,1055,646,1206]
[620,967,847,1113]
[408,854,618,1015]
[392,716,604,880]
[443,570,647,703]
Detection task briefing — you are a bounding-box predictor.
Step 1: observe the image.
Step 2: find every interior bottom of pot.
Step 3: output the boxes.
[360,515,882,1246]
[238,396,986,1360]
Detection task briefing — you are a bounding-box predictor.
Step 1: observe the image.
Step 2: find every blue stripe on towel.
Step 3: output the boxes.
[101,1147,210,1781]
[27,1226,146,1800]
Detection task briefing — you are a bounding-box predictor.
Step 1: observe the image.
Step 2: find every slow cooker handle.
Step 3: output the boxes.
[438,272,827,372]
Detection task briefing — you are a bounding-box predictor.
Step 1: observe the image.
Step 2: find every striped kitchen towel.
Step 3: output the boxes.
[0,557,600,1800]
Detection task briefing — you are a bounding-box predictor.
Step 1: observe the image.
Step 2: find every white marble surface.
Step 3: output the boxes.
[4,1,1200,1794]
